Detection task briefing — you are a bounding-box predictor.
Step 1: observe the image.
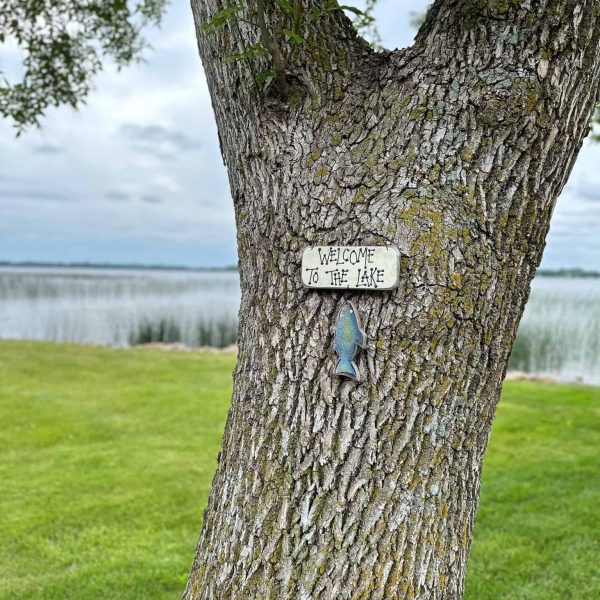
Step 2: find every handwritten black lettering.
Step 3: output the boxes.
[305,267,319,285]
[356,267,385,288]
[325,268,349,287]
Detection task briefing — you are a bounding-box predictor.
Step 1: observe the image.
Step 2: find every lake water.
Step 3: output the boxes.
[0,267,240,349]
[1,267,598,384]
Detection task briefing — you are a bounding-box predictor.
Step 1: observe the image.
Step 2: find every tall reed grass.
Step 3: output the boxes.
[509,278,600,383]
[127,316,237,348]
[0,267,240,349]
[1,267,598,382]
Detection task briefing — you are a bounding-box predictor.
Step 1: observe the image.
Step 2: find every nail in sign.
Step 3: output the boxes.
[302,246,400,290]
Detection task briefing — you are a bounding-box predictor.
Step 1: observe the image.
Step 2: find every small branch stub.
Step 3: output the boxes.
[301,246,400,290]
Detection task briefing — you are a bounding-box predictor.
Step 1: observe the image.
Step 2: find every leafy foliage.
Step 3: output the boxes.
[200,4,244,34]
[0,0,382,129]
[3,1,600,134]
[201,0,380,95]
[408,6,428,30]
[224,43,269,63]
[351,0,381,48]
[0,0,168,133]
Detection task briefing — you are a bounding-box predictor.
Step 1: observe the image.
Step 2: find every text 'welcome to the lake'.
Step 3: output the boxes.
[301,246,400,290]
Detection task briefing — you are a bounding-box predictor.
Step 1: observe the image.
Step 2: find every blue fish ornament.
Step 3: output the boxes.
[333,301,367,381]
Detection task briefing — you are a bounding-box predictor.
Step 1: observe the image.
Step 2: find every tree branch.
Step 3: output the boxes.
[256,0,289,97]
[403,0,600,234]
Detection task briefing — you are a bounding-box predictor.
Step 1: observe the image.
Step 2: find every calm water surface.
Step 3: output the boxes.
[0,267,240,348]
[1,267,598,384]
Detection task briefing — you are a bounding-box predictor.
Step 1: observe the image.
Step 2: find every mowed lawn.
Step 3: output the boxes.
[0,342,598,599]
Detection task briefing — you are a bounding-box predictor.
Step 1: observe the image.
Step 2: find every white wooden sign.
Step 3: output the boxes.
[302,246,400,290]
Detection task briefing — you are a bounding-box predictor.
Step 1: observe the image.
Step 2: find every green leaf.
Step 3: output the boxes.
[201,5,244,34]
[256,69,274,85]
[224,43,269,63]
[282,28,302,45]
[309,7,323,22]
[337,5,366,16]
[275,0,293,14]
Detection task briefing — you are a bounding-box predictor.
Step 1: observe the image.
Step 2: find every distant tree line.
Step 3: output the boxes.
[536,268,600,278]
[0,261,239,272]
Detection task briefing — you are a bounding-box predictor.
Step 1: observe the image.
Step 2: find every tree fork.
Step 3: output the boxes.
[185,1,600,598]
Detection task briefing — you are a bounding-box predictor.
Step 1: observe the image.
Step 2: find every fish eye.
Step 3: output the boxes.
[349,309,353,313]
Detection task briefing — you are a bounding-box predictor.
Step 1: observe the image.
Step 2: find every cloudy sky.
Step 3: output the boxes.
[1,1,599,269]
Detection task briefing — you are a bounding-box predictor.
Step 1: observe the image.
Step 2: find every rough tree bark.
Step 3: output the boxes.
[184,1,600,598]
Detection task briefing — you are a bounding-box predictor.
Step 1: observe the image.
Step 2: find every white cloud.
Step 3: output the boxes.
[0,0,598,269]
[0,2,234,266]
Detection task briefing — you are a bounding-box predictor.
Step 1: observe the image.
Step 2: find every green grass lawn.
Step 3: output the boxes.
[0,342,598,599]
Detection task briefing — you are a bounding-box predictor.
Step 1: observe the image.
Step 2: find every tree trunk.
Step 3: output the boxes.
[184,1,600,598]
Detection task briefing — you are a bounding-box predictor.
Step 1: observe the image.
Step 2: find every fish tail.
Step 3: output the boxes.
[335,357,358,381]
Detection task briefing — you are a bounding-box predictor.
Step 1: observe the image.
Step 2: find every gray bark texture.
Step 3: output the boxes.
[184,1,600,598]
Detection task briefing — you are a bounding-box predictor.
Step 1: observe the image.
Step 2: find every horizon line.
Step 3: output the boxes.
[0,261,598,277]
[0,260,238,272]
